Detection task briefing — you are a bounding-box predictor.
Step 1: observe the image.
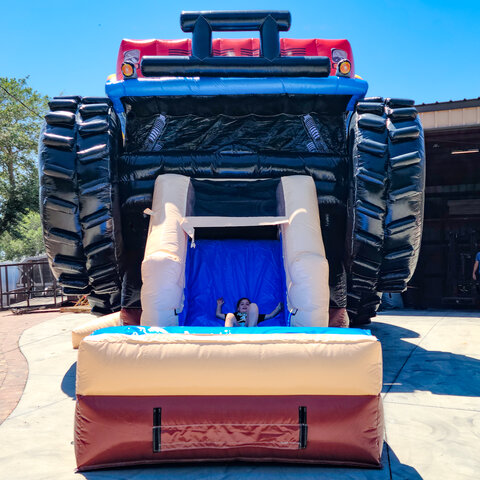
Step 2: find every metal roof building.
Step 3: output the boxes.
[409,98,480,307]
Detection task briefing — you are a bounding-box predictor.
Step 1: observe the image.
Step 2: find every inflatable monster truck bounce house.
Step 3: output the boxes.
[38,11,424,470]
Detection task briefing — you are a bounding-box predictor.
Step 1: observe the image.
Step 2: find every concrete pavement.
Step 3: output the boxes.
[0,309,68,423]
[0,310,478,479]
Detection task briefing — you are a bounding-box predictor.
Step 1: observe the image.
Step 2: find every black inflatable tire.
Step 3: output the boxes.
[39,97,90,295]
[346,97,425,324]
[346,290,381,326]
[346,97,388,294]
[378,98,425,292]
[76,97,123,313]
[39,97,123,313]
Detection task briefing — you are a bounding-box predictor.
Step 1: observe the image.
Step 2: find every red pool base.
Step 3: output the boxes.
[75,394,384,471]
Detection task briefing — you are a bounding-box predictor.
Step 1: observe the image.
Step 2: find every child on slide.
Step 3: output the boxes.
[216,297,283,327]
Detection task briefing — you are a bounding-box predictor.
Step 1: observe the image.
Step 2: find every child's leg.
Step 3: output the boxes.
[247,303,259,327]
[225,313,237,327]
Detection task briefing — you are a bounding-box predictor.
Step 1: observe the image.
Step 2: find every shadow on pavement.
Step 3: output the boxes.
[386,443,424,479]
[79,442,423,479]
[369,322,480,397]
[378,309,479,317]
[61,362,76,399]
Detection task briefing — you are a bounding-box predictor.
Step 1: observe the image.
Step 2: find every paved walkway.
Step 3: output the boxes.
[0,310,478,479]
[0,309,65,424]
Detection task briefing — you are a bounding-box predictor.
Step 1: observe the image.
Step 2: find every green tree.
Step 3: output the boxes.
[0,210,44,260]
[0,77,48,237]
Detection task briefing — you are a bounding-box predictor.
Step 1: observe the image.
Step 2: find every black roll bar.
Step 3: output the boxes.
[180,10,291,60]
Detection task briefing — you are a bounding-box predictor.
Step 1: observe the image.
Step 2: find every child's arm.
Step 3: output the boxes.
[216,298,226,320]
[264,302,283,320]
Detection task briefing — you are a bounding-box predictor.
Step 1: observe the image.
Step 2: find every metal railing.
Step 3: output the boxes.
[0,260,64,311]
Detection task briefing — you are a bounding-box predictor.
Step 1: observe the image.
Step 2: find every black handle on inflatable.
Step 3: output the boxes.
[180,10,292,60]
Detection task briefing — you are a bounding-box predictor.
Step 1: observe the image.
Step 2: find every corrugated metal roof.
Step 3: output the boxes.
[416,97,480,112]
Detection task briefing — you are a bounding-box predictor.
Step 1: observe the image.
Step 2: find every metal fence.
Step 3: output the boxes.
[0,260,64,311]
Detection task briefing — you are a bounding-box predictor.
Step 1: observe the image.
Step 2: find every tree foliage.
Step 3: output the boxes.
[0,210,44,261]
[0,77,48,237]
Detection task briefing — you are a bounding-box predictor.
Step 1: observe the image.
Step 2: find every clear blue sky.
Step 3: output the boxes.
[2,0,479,104]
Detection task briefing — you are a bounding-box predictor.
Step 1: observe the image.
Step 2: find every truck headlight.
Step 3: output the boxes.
[121,62,136,78]
[336,59,351,77]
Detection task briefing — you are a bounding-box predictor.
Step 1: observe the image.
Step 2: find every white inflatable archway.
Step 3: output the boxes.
[141,174,329,327]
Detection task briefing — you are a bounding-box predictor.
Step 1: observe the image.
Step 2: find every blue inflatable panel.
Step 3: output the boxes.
[106,76,368,115]
[179,239,288,326]
[91,325,372,336]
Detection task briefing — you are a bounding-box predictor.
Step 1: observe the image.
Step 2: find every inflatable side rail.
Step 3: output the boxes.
[140,10,331,78]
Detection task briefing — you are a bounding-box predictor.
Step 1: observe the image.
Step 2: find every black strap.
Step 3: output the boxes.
[299,406,308,449]
[152,407,162,453]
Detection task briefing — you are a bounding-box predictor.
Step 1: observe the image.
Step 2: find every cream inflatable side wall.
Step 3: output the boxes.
[71,311,121,349]
[140,174,190,326]
[77,332,382,396]
[280,176,329,327]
